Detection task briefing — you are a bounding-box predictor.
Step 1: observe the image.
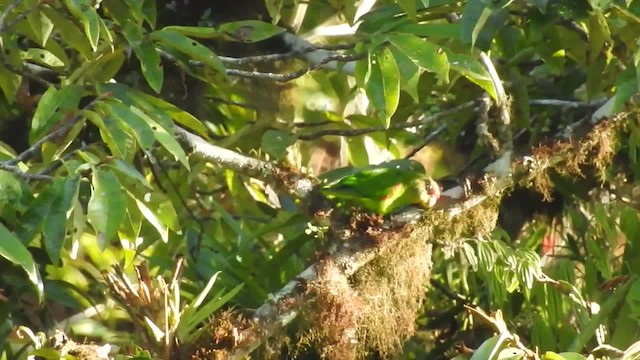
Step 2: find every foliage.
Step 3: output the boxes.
[0,0,639,359]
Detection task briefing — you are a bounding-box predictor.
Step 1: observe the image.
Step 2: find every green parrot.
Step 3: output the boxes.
[319,159,441,215]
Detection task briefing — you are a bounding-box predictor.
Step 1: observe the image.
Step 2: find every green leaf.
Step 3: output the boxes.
[41,6,93,59]
[128,106,191,169]
[161,26,220,39]
[461,0,493,49]
[0,63,21,103]
[103,102,156,150]
[21,48,64,68]
[0,222,43,302]
[378,47,400,127]
[64,0,101,51]
[396,0,417,20]
[136,92,209,137]
[180,283,244,343]
[498,348,525,359]
[389,47,420,102]
[107,159,152,189]
[141,0,157,28]
[150,30,226,74]
[88,168,126,246]
[445,50,495,97]
[265,0,283,24]
[387,34,449,82]
[365,52,386,125]
[27,8,54,47]
[218,20,285,43]
[85,109,134,158]
[30,85,84,143]
[43,176,80,264]
[0,170,23,210]
[261,129,296,160]
[470,335,507,360]
[393,22,459,38]
[133,195,169,243]
[122,21,164,93]
[137,191,179,232]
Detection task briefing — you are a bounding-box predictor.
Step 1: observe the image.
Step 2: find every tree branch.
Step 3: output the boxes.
[297,101,477,140]
[7,95,107,166]
[225,109,629,358]
[173,127,315,198]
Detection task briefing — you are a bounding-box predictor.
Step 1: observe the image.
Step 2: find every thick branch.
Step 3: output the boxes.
[226,110,629,358]
[173,127,315,198]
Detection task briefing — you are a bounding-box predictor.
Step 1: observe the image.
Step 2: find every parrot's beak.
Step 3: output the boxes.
[426,178,441,207]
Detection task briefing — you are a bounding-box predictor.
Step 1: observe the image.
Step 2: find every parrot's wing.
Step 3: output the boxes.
[321,160,426,200]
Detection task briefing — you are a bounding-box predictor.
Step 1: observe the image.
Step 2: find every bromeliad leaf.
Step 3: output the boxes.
[88,168,127,248]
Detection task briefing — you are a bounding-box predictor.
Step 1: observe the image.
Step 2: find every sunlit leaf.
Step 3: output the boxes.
[64,0,101,50]
[30,85,83,144]
[387,34,449,82]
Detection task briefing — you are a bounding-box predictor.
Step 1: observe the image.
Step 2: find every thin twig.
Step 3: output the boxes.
[529,98,607,108]
[37,142,103,176]
[0,0,21,34]
[0,163,53,181]
[174,127,315,198]
[298,101,476,141]
[218,51,300,65]
[159,48,362,82]
[405,123,448,158]
[2,0,40,33]
[225,53,363,82]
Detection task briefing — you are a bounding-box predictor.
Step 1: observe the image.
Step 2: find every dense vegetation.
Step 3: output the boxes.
[0,0,640,359]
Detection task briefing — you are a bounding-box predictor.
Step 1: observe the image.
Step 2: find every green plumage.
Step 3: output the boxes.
[319,159,437,214]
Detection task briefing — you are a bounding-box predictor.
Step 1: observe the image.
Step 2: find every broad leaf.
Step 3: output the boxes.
[378,47,400,127]
[150,30,226,74]
[122,21,164,93]
[88,168,127,247]
[43,176,80,264]
[30,85,83,144]
[0,222,43,302]
[218,20,285,43]
[387,34,449,82]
